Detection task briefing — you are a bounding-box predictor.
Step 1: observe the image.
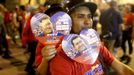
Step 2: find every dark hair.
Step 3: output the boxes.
[66,0,97,16]
[71,36,79,46]
[44,3,65,16]
[19,5,25,11]
[108,1,117,7]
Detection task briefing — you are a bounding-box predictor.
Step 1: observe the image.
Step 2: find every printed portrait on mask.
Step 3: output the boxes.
[31,13,53,37]
[62,32,100,64]
[51,12,72,35]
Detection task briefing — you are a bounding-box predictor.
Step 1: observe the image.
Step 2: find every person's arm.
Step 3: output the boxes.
[111,58,134,75]
[132,15,134,39]
[36,58,49,75]
[36,45,57,75]
[99,44,134,75]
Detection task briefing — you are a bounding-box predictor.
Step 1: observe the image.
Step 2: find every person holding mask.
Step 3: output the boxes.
[35,1,134,75]
[34,3,65,75]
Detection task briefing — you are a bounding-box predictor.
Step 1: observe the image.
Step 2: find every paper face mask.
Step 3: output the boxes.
[80,28,100,46]
[62,29,100,64]
[30,13,63,46]
[51,12,72,35]
[31,13,53,37]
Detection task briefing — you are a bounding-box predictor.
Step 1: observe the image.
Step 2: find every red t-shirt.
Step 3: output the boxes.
[123,13,134,26]
[35,35,64,67]
[35,42,44,67]
[35,43,114,75]
[4,11,11,24]
[22,15,37,44]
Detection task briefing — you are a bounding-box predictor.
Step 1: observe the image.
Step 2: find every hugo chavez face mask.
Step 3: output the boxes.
[30,13,63,46]
[51,11,72,35]
[62,29,100,64]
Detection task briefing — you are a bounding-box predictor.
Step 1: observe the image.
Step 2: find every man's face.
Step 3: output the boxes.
[72,37,86,51]
[39,17,53,34]
[71,6,93,34]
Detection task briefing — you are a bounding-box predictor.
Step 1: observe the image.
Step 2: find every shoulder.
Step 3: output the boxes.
[99,43,114,65]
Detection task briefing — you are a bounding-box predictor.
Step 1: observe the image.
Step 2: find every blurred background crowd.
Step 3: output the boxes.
[0,0,134,75]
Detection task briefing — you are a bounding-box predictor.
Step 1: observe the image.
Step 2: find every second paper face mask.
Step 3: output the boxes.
[62,29,100,65]
[51,11,72,35]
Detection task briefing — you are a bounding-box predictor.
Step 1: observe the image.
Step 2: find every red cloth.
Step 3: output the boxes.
[35,43,44,67]
[35,43,114,75]
[22,15,37,45]
[123,13,134,26]
[4,12,11,24]
[35,35,64,67]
